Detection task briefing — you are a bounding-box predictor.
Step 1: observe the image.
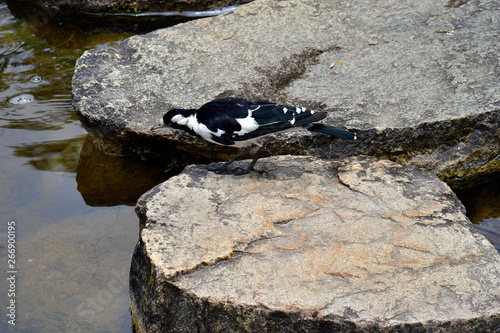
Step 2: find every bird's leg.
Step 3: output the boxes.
[232,143,267,175]
[210,146,253,174]
[209,144,267,175]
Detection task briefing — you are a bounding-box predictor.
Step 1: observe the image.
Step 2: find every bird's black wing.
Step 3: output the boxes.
[196,98,326,145]
[231,102,327,142]
[195,98,253,133]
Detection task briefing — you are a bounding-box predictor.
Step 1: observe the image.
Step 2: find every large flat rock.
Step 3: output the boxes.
[131,155,500,332]
[72,0,500,189]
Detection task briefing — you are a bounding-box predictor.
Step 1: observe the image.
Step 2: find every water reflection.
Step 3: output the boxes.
[458,178,500,224]
[5,0,191,48]
[10,136,85,172]
[458,178,500,251]
[2,85,76,131]
[0,2,169,331]
[76,136,181,206]
[474,218,500,252]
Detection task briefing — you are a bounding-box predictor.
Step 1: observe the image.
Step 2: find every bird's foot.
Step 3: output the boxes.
[206,164,267,175]
[206,163,235,174]
[205,164,227,173]
[231,167,268,176]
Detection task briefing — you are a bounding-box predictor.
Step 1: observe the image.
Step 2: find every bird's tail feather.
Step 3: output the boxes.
[307,123,356,140]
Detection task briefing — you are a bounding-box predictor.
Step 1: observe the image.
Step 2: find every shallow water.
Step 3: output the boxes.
[457,179,500,250]
[0,1,499,332]
[0,2,177,332]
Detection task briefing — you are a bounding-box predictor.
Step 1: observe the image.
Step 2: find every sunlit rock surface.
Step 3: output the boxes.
[72,0,499,189]
[131,155,500,332]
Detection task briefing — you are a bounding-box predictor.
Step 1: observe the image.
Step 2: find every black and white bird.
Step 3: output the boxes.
[152,98,356,175]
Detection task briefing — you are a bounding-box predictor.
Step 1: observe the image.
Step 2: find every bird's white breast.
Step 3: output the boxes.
[234,115,259,136]
[188,114,226,142]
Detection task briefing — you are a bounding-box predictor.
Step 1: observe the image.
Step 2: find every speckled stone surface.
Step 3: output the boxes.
[72,0,500,189]
[130,155,500,332]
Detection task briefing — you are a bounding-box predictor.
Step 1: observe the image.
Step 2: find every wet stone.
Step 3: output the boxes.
[130,155,500,332]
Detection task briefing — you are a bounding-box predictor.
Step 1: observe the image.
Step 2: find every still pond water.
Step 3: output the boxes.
[0,1,499,332]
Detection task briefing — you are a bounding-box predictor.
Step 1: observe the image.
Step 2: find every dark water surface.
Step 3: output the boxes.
[0,1,499,332]
[457,179,500,251]
[0,2,177,332]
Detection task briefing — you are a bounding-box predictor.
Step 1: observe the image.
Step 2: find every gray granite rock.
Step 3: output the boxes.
[72,0,500,190]
[131,155,500,332]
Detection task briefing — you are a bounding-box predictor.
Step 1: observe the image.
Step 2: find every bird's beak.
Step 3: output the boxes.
[151,123,163,131]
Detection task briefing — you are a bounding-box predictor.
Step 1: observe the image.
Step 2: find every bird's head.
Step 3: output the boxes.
[151,109,192,131]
